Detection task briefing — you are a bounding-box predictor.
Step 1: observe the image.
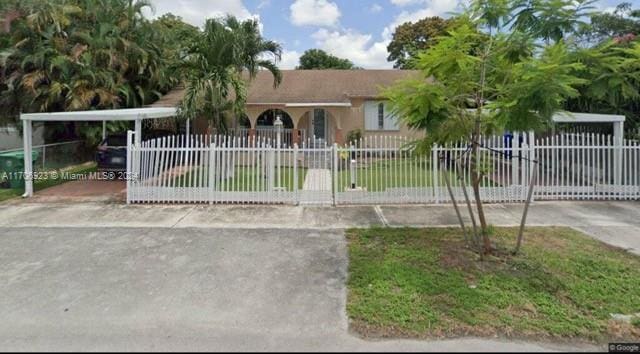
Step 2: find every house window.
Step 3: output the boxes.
[365,101,400,131]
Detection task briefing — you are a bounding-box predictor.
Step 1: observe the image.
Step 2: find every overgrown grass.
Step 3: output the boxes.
[0,163,97,203]
[346,227,640,342]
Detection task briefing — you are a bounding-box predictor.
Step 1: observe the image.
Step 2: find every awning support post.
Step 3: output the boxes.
[613,121,624,186]
[22,118,33,197]
[134,118,142,146]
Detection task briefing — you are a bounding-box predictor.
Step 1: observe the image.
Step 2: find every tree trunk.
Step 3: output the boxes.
[440,157,470,246]
[457,159,480,247]
[514,165,538,255]
[471,121,492,255]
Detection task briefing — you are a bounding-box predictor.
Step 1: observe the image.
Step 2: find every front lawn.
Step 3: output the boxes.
[336,159,501,192]
[175,166,307,191]
[346,227,640,342]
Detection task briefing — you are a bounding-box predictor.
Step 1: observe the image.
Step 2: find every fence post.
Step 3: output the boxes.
[208,136,215,205]
[126,130,133,204]
[613,121,623,187]
[268,147,275,193]
[511,132,519,186]
[332,143,338,206]
[432,144,438,203]
[293,143,299,205]
[528,131,536,202]
[521,140,529,202]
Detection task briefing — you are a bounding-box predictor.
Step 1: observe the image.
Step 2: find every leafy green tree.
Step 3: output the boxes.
[297,49,355,70]
[387,17,453,69]
[509,0,597,43]
[582,2,640,43]
[564,39,640,135]
[0,0,186,141]
[385,1,587,255]
[179,16,282,133]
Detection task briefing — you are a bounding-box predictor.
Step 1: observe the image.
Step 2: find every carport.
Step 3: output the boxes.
[20,107,177,198]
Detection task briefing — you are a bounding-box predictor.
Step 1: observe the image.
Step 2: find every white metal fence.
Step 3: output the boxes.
[534,133,640,200]
[127,131,640,205]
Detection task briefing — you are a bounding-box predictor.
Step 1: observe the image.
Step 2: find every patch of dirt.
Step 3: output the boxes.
[437,239,518,275]
[607,320,640,341]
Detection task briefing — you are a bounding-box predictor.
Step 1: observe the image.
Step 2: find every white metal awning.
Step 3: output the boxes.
[20,107,177,121]
[20,107,178,198]
[552,112,626,123]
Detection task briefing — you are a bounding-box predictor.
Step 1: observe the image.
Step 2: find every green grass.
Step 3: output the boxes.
[346,227,640,342]
[336,159,503,192]
[337,159,446,192]
[176,166,307,192]
[0,188,21,202]
[0,163,97,203]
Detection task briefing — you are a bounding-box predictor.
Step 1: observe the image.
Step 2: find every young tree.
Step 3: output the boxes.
[510,0,597,43]
[296,49,356,70]
[385,0,587,255]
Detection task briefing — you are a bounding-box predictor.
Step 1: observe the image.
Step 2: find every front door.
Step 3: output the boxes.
[312,109,326,140]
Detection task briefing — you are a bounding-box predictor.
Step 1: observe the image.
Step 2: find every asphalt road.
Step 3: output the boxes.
[0,226,600,351]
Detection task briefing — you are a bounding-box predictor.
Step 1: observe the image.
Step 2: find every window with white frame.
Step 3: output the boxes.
[364,101,399,131]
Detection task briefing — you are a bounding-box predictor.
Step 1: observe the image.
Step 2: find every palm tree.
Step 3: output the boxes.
[0,0,179,142]
[179,15,282,134]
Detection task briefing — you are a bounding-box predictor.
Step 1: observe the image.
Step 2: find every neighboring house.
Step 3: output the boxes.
[152,70,422,145]
[0,123,45,151]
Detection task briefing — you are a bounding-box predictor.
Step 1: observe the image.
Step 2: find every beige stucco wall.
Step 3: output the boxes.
[346,98,423,140]
[235,100,424,144]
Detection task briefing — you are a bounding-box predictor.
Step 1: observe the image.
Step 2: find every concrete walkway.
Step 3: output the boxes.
[302,168,332,191]
[1,199,637,351]
[1,200,639,255]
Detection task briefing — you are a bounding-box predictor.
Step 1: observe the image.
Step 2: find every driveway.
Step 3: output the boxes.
[2,200,637,351]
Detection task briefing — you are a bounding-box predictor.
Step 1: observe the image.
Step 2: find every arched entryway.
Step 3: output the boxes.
[297,108,341,145]
[256,109,294,129]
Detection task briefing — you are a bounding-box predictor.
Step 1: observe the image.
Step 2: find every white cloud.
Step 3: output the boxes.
[312,29,392,69]
[290,0,341,27]
[145,0,259,27]
[390,0,423,6]
[370,3,383,13]
[278,50,302,69]
[301,0,463,68]
[382,0,461,39]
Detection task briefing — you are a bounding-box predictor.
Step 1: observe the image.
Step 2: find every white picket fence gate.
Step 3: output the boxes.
[126,131,640,205]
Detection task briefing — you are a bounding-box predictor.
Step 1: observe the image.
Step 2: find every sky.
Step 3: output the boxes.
[144,0,625,69]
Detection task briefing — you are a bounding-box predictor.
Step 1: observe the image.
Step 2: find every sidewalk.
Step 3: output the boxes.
[2,200,639,254]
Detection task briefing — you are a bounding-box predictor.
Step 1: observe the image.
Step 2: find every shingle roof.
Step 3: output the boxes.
[149,70,421,107]
[246,69,420,104]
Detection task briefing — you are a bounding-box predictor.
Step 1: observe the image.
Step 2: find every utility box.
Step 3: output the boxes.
[0,151,40,189]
